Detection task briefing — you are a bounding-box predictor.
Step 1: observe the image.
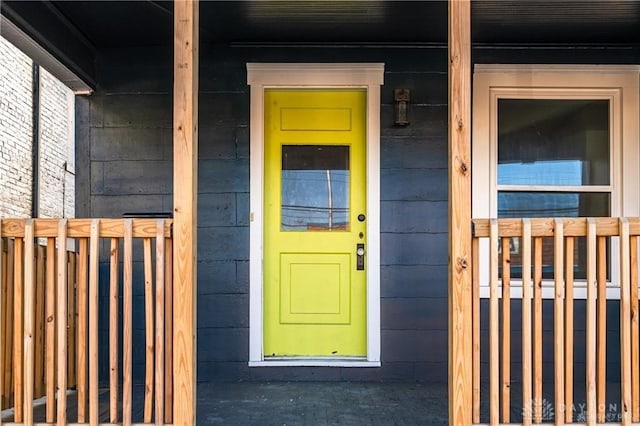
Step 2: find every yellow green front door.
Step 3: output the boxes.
[264,89,367,357]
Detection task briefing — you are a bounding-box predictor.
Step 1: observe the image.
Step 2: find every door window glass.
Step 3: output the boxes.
[281,145,350,231]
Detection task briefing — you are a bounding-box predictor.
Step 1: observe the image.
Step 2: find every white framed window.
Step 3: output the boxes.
[472,65,640,299]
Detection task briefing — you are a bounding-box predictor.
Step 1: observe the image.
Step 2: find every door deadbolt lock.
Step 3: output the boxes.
[356,243,365,270]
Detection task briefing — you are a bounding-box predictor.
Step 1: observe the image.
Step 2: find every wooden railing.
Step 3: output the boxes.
[0,218,173,425]
[1,241,78,413]
[472,217,640,425]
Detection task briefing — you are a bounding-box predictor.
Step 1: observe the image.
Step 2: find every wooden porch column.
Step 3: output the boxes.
[173,1,198,425]
[448,0,472,425]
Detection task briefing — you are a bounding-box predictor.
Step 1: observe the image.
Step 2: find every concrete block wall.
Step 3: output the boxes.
[0,36,75,219]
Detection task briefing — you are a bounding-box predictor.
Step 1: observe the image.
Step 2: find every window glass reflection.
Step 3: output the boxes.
[498,99,610,186]
[281,145,350,231]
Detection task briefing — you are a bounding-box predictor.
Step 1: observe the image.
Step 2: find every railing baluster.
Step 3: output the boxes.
[597,235,607,423]
[565,236,574,423]
[77,238,88,423]
[2,238,13,412]
[23,219,35,425]
[490,219,499,425]
[56,219,68,426]
[164,235,174,424]
[631,234,639,422]
[67,251,77,390]
[522,219,532,426]
[155,220,165,425]
[89,219,100,425]
[13,235,23,423]
[533,236,543,424]
[123,220,133,426]
[586,219,597,426]
[0,222,3,424]
[501,237,511,423]
[35,244,45,399]
[109,237,120,423]
[45,237,56,422]
[472,235,480,424]
[144,236,154,423]
[554,218,565,424]
[620,218,632,425]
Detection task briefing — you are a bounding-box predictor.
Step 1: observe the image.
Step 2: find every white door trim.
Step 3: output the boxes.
[247,63,384,366]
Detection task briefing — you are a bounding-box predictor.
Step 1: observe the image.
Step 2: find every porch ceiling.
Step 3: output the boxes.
[1,0,640,89]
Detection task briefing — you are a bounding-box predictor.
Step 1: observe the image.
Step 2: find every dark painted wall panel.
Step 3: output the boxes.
[381,169,448,201]
[381,265,448,298]
[81,44,635,384]
[381,232,448,265]
[82,45,458,383]
[381,200,447,233]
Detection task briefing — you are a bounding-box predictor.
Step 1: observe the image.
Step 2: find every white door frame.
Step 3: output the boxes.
[247,63,384,366]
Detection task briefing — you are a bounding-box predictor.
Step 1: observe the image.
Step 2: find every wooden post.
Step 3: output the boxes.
[448,0,472,425]
[173,1,198,425]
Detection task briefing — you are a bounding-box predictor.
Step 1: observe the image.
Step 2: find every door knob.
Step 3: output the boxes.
[357,214,366,222]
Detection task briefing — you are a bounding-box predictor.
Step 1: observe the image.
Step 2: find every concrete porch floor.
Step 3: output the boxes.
[196,382,448,425]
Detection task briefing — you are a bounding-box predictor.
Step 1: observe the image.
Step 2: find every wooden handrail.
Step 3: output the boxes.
[0,218,171,238]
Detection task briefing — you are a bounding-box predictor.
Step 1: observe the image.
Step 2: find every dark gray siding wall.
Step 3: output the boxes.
[78,45,450,383]
[76,45,639,383]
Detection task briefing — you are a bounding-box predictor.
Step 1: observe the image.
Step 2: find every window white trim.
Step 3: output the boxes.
[246,63,384,365]
[473,65,640,299]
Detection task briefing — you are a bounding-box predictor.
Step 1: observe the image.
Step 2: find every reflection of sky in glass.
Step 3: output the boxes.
[498,192,609,218]
[498,160,582,186]
[282,170,349,230]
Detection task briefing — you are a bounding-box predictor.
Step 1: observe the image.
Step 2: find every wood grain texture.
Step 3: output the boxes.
[489,220,499,426]
[501,237,510,423]
[45,238,56,422]
[123,220,133,426]
[0,219,171,238]
[67,253,77,390]
[13,237,23,422]
[521,219,532,426]
[77,238,88,423]
[533,237,543,424]
[620,218,632,425]
[472,217,638,238]
[56,220,68,426]
[143,237,154,423]
[2,239,14,412]
[23,220,35,425]
[0,223,2,423]
[448,1,472,424]
[164,238,173,424]
[631,235,639,422]
[155,221,166,425]
[597,236,607,423]
[472,237,480,424]
[173,1,199,424]
[109,238,119,423]
[34,245,45,399]
[554,219,565,425]
[565,237,574,423]
[89,220,100,426]
[586,219,597,425]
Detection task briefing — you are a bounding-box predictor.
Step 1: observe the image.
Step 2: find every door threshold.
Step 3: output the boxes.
[249,357,380,367]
